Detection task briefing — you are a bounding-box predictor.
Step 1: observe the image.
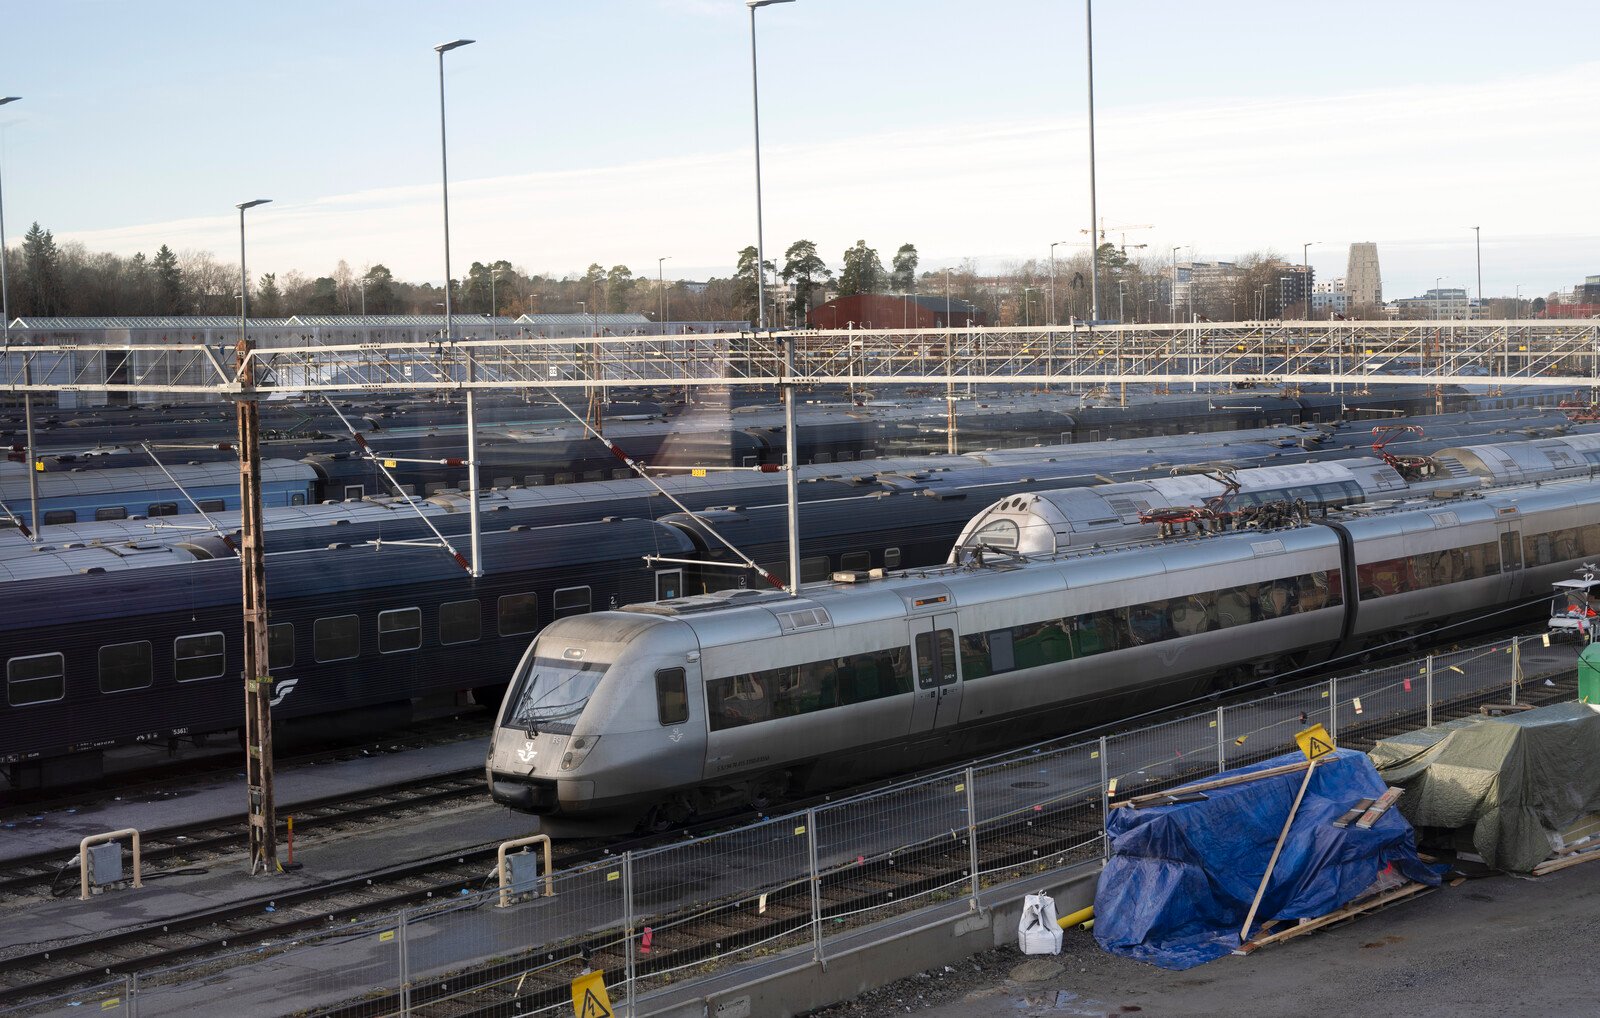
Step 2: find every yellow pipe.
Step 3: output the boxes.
[1056,905,1095,930]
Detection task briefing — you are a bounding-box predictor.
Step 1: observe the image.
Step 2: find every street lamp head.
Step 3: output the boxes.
[236,199,271,211]
[0,97,20,106]
[747,0,796,7]
[435,39,475,53]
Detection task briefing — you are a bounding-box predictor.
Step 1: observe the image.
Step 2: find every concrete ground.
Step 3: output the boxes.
[809,860,1600,1018]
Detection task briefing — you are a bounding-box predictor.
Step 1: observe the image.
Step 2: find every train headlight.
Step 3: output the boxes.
[560,735,599,771]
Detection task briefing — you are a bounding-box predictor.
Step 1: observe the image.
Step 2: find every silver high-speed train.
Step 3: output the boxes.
[487,474,1600,828]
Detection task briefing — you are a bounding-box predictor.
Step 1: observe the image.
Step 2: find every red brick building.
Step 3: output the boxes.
[807,294,988,330]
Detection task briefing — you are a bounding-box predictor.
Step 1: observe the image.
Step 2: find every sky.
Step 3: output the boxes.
[1,0,1595,302]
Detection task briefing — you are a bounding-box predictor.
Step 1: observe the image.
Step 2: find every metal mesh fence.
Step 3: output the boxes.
[972,741,1106,884]
[1222,680,1334,769]
[0,979,130,1018]
[1103,710,1224,804]
[1334,659,1428,750]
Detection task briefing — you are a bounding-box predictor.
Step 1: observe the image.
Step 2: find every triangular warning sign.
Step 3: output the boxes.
[1294,723,1336,761]
[577,988,612,1018]
[571,970,613,1018]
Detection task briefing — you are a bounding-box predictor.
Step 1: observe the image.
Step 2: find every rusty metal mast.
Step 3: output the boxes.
[235,198,277,875]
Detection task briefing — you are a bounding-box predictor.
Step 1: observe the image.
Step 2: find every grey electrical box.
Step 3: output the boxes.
[88,842,123,886]
[505,851,541,897]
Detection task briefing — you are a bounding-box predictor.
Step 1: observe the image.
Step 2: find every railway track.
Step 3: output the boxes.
[0,770,487,907]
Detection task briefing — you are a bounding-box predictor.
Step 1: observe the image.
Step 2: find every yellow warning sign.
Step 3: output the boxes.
[571,970,613,1018]
[691,468,708,478]
[1294,723,1336,761]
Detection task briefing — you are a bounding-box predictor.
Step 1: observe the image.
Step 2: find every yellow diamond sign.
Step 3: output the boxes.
[1294,723,1336,761]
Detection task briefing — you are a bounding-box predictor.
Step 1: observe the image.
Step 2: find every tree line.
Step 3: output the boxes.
[2,223,1540,326]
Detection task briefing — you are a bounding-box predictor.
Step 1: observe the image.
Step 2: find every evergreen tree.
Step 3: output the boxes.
[781,239,832,326]
[255,273,282,318]
[890,243,919,292]
[21,223,64,316]
[734,246,774,325]
[837,240,886,297]
[152,244,184,314]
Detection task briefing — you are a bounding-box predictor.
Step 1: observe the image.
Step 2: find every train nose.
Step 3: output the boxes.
[490,775,560,813]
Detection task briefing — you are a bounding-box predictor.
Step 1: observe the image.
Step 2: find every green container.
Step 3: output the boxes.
[1578,643,1600,705]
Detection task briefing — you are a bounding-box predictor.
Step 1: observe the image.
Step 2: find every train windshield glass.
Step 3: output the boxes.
[506,656,611,730]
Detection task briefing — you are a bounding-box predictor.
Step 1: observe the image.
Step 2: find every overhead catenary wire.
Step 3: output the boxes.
[540,387,786,591]
[319,395,473,573]
[140,443,238,551]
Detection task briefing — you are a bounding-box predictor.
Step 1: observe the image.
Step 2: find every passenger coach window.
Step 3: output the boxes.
[706,648,913,731]
[884,547,902,570]
[440,599,482,645]
[314,615,360,663]
[99,641,152,693]
[268,623,294,670]
[553,586,591,619]
[147,502,179,517]
[800,557,832,583]
[198,499,225,513]
[95,506,129,521]
[498,594,538,636]
[655,667,688,725]
[378,608,422,653]
[42,510,76,525]
[175,633,226,682]
[841,551,871,572]
[7,653,65,706]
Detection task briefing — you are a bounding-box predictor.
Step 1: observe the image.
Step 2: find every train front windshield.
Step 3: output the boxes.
[503,656,611,732]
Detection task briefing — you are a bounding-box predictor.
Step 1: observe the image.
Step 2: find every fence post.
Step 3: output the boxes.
[1511,637,1522,706]
[1099,736,1111,860]
[397,906,412,1015]
[965,766,979,907]
[1328,677,1339,740]
[126,972,138,1018]
[1425,655,1434,728]
[623,850,636,1018]
[1215,706,1226,773]
[807,807,825,968]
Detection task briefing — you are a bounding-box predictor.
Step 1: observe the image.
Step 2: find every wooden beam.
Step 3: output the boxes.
[1112,759,1314,809]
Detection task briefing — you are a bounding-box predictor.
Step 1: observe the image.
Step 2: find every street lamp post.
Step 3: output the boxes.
[1170,245,1187,323]
[1048,240,1067,326]
[1472,226,1482,310]
[0,95,39,542]
[234,197,276,875]
[658,256,671,334]
[1514,284,1522,322]
[1302,241,1317,319]
[1084,0,1100,323]
[1435,276,1446,320]
[434,38,481,578]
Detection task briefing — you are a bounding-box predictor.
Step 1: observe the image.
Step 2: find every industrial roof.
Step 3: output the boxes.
[9,316,295,330]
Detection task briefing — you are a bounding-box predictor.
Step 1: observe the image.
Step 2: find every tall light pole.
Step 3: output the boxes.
[1023,286,1037,327]
[1048,240,1068,326]
[234,197,276,875]
[434,38,481,577]
[658,255,671,333]
[1302,241,1317,319]
[748,0,794,331]
[1435,275,1445,320]
[1170,245,1187,323]
[1471,226,1482,314]
[1084,0,1100,324]
[0,96,39,542]
[1514,283,1522,322]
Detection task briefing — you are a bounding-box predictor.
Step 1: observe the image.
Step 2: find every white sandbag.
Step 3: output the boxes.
[1017,891,1063,955]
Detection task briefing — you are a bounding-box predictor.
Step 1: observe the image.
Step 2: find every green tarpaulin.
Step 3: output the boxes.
[1369,702,1600,873]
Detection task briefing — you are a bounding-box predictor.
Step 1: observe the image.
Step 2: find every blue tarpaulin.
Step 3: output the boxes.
[1094,748,1442,969]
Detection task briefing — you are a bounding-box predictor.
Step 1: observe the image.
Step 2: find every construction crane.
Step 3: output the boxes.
[1081,220,1154,253]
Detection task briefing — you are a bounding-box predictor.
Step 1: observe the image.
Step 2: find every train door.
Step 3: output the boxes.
[908,614,962,732]
[1498,524,1524,600]
[655,568,683,602]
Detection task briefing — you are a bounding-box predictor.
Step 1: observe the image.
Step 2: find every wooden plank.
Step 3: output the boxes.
[1236,882,1432,954]
[1533,845,1600,876]
[1332,798,1375,829]
[1113,760,1315,809]
[1354,787,1405,830]
[1241,758,1319,942]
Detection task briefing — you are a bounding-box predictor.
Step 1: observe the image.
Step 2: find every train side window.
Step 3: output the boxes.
[655,667,688,725]
[378,608,422,653]
[840,551,871,572]
[95,505,129,521]
[800,556,831,583]
[42,510,77,525]
[291,493,307,506]
[146,502,179,518]
[99,641,152,693]
[268,623,294,670]
[7,653,65,706]
[313,615,361,663]
[197,499,225,513]
[498,594,538,636]
[884,547,902,570]
[553,586,591,619]
[175,632,227,682]
[344,485,365,500]
[440,599,482,645]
